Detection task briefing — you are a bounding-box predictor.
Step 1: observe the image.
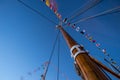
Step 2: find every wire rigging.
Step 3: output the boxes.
[104,58,120,73]
[44,30,60,79]
[17,0,57,25]
[72,6,120,24]
[101,68,112,80]
[66,0,102,22]
[18,0,120,79]
[57,32,60,80]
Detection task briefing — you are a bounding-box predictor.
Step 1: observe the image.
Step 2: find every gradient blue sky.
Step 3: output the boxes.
[0,0,120,80]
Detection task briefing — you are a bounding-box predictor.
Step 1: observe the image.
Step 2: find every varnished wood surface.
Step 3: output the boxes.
[59,26,109,80]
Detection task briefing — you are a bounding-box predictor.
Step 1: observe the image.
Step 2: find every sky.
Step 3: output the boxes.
[0,0,120,80]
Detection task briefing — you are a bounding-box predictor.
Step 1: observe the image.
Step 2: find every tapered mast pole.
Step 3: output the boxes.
[57,25,109,80]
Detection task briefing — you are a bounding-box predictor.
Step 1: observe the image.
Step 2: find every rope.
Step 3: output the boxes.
[104,58,120,73]
[44,30,60,79]
[50,63,70,80]
[17,0,57,25]
[100,67,112,80]
[66,0,102,22]
[57,33,60,80]
[72,6,120,24]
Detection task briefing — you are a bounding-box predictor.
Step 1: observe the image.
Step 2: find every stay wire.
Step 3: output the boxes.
[66,0,102,22]
[17,0,57,25]
[101,67,112,80]
[57,33,60,80]
[72,6,120,24]
[104,58,120,73]
[44,30,60,79]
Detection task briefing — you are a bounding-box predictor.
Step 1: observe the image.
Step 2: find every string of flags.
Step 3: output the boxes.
[20,61,49,80]
[62,18,120,72]
[20,66,42,80]
[40,0,120,74]
[40,0,120,75]
[63,18,106,54]
[41,0,62,20]
[20,61,69,80]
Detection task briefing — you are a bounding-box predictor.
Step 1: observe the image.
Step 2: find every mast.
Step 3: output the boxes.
[57,25,120,80]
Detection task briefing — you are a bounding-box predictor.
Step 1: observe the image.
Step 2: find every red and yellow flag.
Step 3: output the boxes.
[46,0,50,7]
[41,0,62,19]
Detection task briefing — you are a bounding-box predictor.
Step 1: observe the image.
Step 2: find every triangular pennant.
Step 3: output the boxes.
[49,3,53,9]
[85,34,89,38]
[67,22,71,26]
[88,36,93,41]
[92,40,96,43]
[41,0,62,20]
[58,14,62,19]
[72,24,76,28]
[56,13,61,19]
[80,30,85,34]
[46,0,50,7]
[63,18,67,23]
[53,9,57,13]
[76,27,80,32]
[96,43,100,47]
[102,49,106,54]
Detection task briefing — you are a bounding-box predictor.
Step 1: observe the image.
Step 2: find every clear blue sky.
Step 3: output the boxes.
[0,0,120,80]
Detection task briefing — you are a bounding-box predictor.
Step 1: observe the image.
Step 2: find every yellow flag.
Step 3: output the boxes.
[46,0,50,7]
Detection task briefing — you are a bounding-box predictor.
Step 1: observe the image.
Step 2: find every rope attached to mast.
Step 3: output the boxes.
[57,32,60,80]
[72,6,120,24]
[43,30,60,80]
[17,0,57,25]
[67,0,102,22]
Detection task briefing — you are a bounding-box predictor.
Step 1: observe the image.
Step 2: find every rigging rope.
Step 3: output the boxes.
[44,30,60,79]
[57,33,60,80]
[17,0,57,25]
[104,58,120,73]
[100,67,112,80]
[66,0,102,22]
[72,6,120,24]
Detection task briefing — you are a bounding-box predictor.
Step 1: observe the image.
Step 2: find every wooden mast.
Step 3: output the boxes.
[57,25,110,80]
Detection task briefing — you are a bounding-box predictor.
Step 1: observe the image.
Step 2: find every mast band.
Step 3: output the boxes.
[70,45,86,60]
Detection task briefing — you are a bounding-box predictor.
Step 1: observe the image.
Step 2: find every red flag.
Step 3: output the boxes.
[67,22,71,26]
[96,43,100,47]
[72,24,76,28]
